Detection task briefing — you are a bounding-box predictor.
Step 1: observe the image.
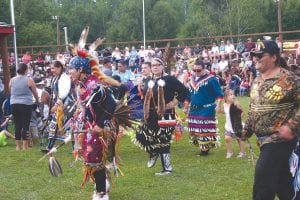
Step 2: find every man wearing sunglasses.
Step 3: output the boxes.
[242,40,300,199]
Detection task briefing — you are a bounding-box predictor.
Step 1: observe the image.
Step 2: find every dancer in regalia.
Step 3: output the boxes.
[40,27,137,200]
[45,60,75,151]
[68,26,138,200]
[69,55,115,200]
[184,59,223,156]
[69,34,121,200]
[135,57,188,176]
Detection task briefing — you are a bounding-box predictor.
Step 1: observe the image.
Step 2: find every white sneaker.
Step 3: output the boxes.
[155,171,172,176]
[226,152,233,159]
[237,152,247,158]
[92,191,109,200]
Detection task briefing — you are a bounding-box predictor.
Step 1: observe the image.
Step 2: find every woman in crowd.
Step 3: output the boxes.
[184,59,223,156]
[46,60,73,151]
[135,57,188,176]
[10,63,39,150]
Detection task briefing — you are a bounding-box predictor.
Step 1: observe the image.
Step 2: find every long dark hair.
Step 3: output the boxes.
[17,63,28,75]
[53,60,64,75]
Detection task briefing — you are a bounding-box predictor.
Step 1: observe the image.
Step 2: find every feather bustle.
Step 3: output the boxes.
[113,101,140,128]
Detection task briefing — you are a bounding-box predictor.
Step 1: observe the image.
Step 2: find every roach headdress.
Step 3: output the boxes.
[68,26,120,87]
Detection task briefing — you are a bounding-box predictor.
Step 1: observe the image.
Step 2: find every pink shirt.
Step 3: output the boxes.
[22,54,32,64]
[79,75,100,102]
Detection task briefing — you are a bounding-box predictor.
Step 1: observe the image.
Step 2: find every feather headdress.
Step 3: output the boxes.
[69,26,120,87]
[162,42,171,67]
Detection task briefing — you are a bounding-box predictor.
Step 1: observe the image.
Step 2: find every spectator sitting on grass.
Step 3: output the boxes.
[0,114,15,147]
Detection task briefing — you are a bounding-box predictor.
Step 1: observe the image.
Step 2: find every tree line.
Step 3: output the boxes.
[0,0,300,49]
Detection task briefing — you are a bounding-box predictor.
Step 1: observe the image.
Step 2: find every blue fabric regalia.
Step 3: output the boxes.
[186,73,223,152]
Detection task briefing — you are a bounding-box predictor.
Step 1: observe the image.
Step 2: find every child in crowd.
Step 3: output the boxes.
[239,78,250,96]
[0,114,15,147]
[29,103,43,146]
[222,89,246,158]
[29,78,50,147]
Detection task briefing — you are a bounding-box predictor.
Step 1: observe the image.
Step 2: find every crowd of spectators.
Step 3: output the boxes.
[0,37,299,99]
[174,37,300,97]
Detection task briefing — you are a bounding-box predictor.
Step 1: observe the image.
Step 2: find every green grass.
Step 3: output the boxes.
[0,97,259,200]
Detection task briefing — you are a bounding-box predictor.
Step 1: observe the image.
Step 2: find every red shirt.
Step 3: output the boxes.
[22,54,32,64]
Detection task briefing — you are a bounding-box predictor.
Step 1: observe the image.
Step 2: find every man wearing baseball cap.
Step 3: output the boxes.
[243,40,300,199]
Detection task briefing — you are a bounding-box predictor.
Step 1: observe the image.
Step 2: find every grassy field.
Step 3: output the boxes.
[0,97,260,200]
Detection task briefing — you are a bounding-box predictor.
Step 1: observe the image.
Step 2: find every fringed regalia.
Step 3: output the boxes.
[81,74,118,162]
[135,74,187,174]
[41,26,137,200]
[70,64,115,198]
[47,71,76,149]
[136,119,175,153]
[186,73,223,152]
[77,72,138,198]
[67,26,121,200]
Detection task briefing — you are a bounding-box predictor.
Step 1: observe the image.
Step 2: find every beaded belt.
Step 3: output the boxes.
[190,103,216,111]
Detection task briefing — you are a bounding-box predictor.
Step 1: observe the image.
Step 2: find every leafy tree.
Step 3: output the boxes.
[259,0,278,33]
[147,1,179,40]
[18,22,56,46]
[5,0,56,46]
[0,1,10,23]
[106,0,144,42]
[1,0,299,48]
[221,0,265,39]
[177,0,218,43]
[282,0,300,39]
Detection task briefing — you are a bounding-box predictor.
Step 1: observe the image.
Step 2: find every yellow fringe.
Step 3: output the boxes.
[56,104,64,130]
[81,164,108,188]
[90,64,120,87]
